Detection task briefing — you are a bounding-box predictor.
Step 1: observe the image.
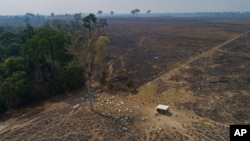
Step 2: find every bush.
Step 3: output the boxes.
[106,83,114,91]
[126,78,134,89]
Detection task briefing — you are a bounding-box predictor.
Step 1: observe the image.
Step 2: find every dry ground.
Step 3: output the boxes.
[1,17,250,141]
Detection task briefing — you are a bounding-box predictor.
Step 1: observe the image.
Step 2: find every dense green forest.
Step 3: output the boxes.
[0,14,109,112]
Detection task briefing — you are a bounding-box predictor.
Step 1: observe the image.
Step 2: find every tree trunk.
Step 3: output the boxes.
[87,63,94,111]
[50,42,55,79]
[87,79,94,111]
[100,63,105,92]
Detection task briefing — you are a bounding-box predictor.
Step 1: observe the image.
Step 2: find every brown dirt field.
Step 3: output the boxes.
[1,17,250,141]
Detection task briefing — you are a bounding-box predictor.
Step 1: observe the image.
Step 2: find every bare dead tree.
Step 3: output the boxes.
[67,13,109,111]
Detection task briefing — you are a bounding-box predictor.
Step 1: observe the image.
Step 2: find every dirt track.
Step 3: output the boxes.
[148,30,249,84]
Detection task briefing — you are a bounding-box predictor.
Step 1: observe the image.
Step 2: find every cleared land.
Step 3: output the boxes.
[1,17,250,141]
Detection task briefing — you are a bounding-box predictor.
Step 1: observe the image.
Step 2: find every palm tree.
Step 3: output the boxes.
[131,9,140,17]
[135,9,140,15]
[97,10,103,17]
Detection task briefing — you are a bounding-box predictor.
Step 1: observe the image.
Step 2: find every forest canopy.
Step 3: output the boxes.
[0,14,109,112]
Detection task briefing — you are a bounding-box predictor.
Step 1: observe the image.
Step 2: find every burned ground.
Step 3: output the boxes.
[1,17,250,141]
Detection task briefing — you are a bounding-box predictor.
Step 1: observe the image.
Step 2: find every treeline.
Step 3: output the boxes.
[0,12,75,21]
[170,12,250,18]
[0,13,108,112]
[0,13,77,27]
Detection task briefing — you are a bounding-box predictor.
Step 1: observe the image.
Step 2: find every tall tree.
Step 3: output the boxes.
[0,57,26,109]
[147,10,151,14]
[97,19,108,33]
[131,9,140,17]
[110,11,114,15]
[67,14,109,111]
[51,12,55,17]
[0,71,26,109]
[22,23,34,43]
[73,13,81,30]
[24,13,35,23]
[83,13,97,33]
[23,28,67,74]
[131,10,136,16]
[134,9,140,17]
[97,10,103,17]
[0,31,23,58]
[23,28,69,97]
